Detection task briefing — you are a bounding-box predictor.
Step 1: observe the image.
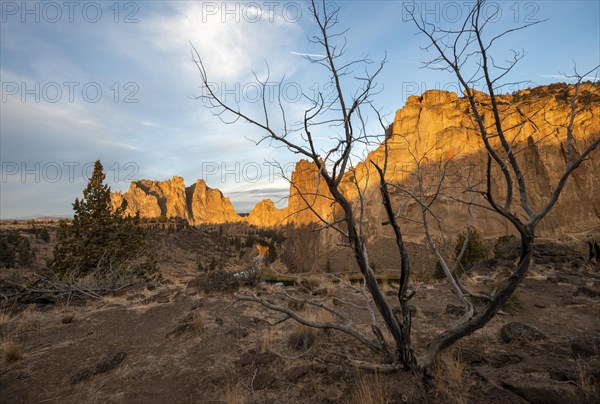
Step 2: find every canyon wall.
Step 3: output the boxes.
[111,177,242,226]
[112,83,600,272]
[282,83,600,271]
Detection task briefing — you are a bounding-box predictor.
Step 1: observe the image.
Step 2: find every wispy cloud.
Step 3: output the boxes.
[290,51,326,58]
[539,74,599,81]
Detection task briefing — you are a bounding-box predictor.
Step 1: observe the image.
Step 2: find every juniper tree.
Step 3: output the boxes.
[48,160,157,284]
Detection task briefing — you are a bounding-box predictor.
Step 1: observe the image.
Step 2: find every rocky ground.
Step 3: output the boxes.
[1,221,599,403]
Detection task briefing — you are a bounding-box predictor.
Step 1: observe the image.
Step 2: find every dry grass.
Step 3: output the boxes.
[0,305,16,326]
[432,353,474,404]
[258,329,272,353]
[225,380,245,404]
[570,360,600,403]
[192,311,206,337]
[351,370,387,404]
[320,276,336,297]
[17,305,43,326]
[1,337,24,364]
[288,322,317,351]
[286,309,333,351]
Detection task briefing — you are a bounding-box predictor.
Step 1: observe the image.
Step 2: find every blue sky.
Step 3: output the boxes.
[1,1,598,218]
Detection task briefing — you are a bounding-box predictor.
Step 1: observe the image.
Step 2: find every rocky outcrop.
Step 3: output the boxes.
[287,160,336,226]
[111,177,241,225]
[281,83,600,271]
[246,199,288,227]
[113,84,600,265]
[186,179,240,224]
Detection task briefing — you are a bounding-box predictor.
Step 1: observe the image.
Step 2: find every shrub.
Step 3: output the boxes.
[190,270,239,294]
[0,232,34,268]
[435,230,489,279]
[494,234,519,259]
[288,322,317,351]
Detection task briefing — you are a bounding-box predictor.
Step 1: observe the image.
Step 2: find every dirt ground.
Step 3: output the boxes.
[1,222,599,403]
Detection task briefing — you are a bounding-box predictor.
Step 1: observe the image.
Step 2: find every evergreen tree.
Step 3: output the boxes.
[267,241,277,264]
[209,257,218,271]
[48,160,157,282]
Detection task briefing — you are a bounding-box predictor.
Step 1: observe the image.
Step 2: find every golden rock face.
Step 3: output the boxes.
[113,84,600,236]
[285,84,600,239]
[246,199,288,227]
[111,177,241,225]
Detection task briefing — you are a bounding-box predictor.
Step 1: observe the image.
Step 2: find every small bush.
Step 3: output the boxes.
[494,234,519,259]
[0,232,34,268]
[288,323,317,351]
[435,230,489,279]
[190,270,239,294]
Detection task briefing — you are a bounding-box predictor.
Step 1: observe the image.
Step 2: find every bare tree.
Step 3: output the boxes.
[407,0,600,367]
[193,0,600,373]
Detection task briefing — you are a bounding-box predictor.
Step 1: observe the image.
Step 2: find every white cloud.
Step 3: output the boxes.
[141,2,305,84]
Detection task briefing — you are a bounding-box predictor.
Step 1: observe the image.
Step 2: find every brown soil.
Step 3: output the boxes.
[1,221,599,403]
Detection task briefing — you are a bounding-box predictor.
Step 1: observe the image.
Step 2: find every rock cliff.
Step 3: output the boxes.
[111,177,241,225]
[113,83,600,250]
[281,83,600,271]
[246,199,288,227]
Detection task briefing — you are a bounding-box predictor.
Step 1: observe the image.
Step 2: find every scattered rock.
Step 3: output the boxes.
[70,352,127,384]
[547,276,570,284]
[28,295,55,305]
[145,290,173,304]
[253,372,277,390]
[479,386,529,403]
[315,384,344,403]
[489,352,524,368]
[573,286,600,299]
[236,351,278,368]
[214,317,224,326]
[446,304,466,316]
[501,380,573,404]
[226,327,249,339]
[61,316,74,324]
[562,297,585,306]
[125,293,146,301]
[548,368,577,382]
[459,348,487,365]
[165,323,194,339]
[500,322,547,343]
[570,336,600,358]
[534,303,546,309]
[286,365,312,381]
